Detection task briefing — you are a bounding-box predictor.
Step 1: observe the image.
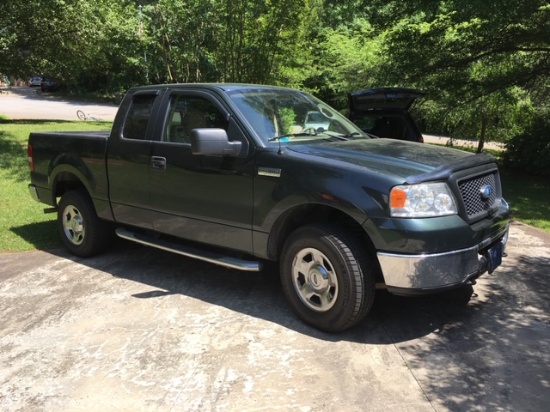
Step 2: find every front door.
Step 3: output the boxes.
[148,91,255,253]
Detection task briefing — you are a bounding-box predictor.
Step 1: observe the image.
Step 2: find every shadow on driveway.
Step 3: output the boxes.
[6,221,550,411]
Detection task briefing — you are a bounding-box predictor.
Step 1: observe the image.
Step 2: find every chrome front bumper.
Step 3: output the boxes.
[377,225,509,294]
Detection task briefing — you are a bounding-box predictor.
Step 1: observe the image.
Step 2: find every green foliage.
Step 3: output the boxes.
[367,0,549,150]
[417,87,535,145]
[300,18,381,105]
[88,0,315,86]
[141,0,216,83]
[279,107,297,134]
[1,0,549,162]
[216,0,312,84]
[502,113,550,177]
[500,171,550,232]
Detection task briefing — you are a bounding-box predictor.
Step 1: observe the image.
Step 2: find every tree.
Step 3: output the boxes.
[216,0,312,84]
[0,0,144,92]
[140,0,217,84]
[298,17,382,106]
[364,0,550,150]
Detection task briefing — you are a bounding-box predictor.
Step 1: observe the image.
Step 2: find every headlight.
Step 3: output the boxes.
[390,183,457,217]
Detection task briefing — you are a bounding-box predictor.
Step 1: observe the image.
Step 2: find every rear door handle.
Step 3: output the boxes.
[151,156,166,171]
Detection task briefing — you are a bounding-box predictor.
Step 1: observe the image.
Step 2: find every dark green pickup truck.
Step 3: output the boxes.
[28,84,510,332]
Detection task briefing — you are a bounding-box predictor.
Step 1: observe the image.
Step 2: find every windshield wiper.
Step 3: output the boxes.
[268,129,318,142]
[315,130,361,141]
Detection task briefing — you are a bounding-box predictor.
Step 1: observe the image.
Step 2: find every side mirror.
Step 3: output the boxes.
[190,128,242,157]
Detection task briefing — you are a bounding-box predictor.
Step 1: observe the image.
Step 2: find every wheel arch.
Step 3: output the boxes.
[266,204,383,281]
[52,171,88,201]
[50,167,91,206]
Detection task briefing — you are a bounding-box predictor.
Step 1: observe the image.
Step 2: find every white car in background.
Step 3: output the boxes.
[29,76,42,87]
[304,110,331,131]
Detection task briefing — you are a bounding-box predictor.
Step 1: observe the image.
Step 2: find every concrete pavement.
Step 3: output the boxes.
[0,87,118,121]
[1,222,549,411]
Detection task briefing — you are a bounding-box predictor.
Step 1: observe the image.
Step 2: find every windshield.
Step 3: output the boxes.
[226,88,367,144]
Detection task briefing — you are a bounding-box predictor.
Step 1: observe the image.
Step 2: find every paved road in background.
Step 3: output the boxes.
[1,220,549,411]
[0,86,118,121]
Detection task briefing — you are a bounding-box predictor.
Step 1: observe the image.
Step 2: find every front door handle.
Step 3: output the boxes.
[151,156,166,171]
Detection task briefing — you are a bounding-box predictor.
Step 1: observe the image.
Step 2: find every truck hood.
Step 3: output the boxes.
[287,138,484,181]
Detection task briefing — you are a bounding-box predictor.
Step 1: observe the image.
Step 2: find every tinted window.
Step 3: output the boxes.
[123,94,157,140]
[164,95,228,144]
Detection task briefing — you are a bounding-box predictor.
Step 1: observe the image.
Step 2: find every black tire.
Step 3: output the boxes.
[280,224,375,332]
[76,110,86,121]
[57,190,111,257]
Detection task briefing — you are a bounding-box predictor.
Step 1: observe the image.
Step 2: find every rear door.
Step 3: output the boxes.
[107,89,163,229]
[148,90,255,253]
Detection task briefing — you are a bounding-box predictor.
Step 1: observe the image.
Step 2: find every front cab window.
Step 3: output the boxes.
[164,95,228,144]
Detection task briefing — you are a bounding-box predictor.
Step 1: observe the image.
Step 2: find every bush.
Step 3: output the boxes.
[503,114,550,176]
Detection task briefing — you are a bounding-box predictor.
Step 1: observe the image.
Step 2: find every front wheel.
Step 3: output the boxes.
[280,224,375,332]
[76,110,86,121]
[57,190,111,257]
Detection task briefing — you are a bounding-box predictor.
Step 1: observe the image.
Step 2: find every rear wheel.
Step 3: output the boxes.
[280,224,375,332]
[57,190,111,257]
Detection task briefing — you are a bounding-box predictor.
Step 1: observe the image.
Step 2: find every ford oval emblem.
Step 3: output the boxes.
[480,184,493,200]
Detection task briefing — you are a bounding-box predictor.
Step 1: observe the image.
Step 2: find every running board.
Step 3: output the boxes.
[116,228,261,272]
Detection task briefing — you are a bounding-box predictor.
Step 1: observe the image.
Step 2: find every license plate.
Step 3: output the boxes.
[487,242,503,274]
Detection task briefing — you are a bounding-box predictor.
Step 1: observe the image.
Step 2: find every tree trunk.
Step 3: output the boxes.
[477,112,487,153]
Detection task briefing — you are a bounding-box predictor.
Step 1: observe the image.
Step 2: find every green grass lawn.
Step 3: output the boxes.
[500,170,550,232]
[0,120,548,253]
[0,119,112,252]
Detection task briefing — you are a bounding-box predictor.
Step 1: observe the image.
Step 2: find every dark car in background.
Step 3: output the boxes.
[348,87,425,142]
[40,76,62,92]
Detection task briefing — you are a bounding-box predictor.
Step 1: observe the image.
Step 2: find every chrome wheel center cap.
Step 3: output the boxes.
[71,216,83,232]
[309,265,329,290]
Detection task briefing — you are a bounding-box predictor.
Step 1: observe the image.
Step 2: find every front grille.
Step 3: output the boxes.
[458,172,499,221]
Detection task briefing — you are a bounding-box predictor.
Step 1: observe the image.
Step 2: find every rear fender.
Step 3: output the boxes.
[49,163,113,221]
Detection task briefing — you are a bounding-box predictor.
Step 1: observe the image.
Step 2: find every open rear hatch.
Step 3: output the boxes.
[349,87,426,112]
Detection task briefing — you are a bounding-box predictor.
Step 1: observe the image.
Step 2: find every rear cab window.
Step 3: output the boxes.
[123,94,158,140]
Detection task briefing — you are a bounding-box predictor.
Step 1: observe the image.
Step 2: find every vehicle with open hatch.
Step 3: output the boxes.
[348,87,425,142]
